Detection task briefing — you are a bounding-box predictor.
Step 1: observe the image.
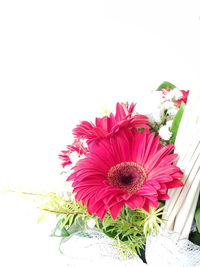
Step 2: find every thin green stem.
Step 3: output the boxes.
[119,214,142,232]
[40,207,86,215]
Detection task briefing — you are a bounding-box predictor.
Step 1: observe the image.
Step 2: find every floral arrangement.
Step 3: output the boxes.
[39,82,200,258]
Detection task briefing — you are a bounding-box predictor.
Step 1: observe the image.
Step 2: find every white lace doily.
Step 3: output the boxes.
[146,228,200,267]
[60,230,146,267]
[59,229,200,267]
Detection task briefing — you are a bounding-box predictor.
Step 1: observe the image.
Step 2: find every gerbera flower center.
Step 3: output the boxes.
[107,162,147,193]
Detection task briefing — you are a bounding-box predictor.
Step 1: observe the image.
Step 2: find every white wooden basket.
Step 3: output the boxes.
[146,89,200,267]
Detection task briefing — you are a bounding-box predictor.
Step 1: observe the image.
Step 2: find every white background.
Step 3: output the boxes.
[0,1,200,266]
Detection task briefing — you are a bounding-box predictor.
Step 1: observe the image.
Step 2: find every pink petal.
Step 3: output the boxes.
[110,202,124,220]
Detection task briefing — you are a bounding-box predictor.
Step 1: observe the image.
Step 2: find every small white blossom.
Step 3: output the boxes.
[167,106,178,117]
[161,100,178,118]
[151,108,163,123]
[87,218,96,229]
[144,108,163,124]
[166,120,173,128]
[162,101,175,110]
[164,88,183,101]
[164,91,174,101]
[159,124,172,141]
[172,88,183,100]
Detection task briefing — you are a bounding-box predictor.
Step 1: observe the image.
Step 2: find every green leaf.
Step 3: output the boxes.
[195,207,200,233]
[156,81,176,91]
[169,102,185,144]
[197,195,200,209]
[50,225,70,237]
[67,214,75,226]
[122,228,135,238]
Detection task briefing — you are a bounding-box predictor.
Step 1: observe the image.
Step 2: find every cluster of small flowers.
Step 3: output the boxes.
[136,87,189,141]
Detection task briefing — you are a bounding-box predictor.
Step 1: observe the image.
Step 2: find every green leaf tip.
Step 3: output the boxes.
[156,81,176,91]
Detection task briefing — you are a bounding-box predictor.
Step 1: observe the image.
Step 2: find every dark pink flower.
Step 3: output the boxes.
[73,103,149,142]
[59,139,88,168]
[67,139,88,155]
[174,90,189,108]
[68,128,183,220]
[59,151,72,167]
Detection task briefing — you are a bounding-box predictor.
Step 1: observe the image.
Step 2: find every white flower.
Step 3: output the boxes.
[87,218,96,229]
[144,108,163,124]
[164,88,183,101]
[166,120,173,128]
[173,88,183,100]
[162,100,175,110]
[159,124,172,141]
[164,90,175,101]
[161,100,178,118]
[136,91,165,124]
[151,108,163,123]
[167,107,178,117]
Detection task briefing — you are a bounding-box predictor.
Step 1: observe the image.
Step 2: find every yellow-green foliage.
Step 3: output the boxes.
[39,192,163,257]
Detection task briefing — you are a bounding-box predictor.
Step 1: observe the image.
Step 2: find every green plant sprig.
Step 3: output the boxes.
[38,192,163,257]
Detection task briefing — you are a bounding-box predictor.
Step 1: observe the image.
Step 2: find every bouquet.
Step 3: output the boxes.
[38,82,199,265]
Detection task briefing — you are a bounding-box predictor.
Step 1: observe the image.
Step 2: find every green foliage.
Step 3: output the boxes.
[38,192,97,237]
[195,208,200,233]
[99,205,147,257]
[169,102,185,144]
[156,81,176,91]
[197,195,200,209]
[189,231,200,246]
[50,218,70,237]
[39,193,163,258]
[139,206,164,236]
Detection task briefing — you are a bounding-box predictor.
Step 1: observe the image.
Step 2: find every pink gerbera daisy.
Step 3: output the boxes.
[68,128,183,220]
[73,102,149,142]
